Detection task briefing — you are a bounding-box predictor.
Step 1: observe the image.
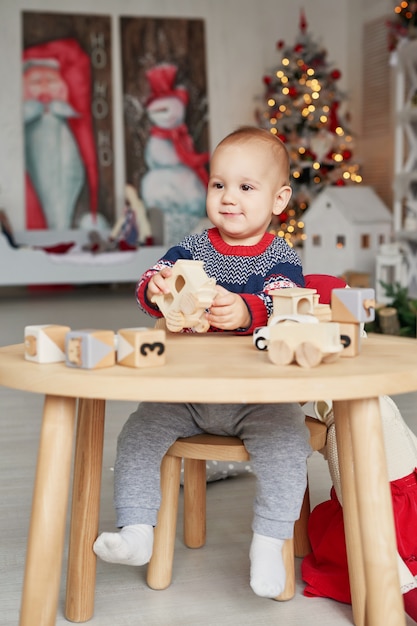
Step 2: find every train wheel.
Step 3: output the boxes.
[268,340,294,365]
[295,342,322,368]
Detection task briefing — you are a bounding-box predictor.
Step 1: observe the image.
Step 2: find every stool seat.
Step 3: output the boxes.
[168,434,251,461]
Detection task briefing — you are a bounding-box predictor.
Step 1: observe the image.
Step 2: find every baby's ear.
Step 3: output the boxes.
[273,185,292,215]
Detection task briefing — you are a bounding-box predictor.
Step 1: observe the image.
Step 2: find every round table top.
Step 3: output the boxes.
[0,333,416,404]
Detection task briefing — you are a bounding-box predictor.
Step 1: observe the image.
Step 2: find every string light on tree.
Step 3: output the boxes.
[387,1,417,51]
[255,10,361,247]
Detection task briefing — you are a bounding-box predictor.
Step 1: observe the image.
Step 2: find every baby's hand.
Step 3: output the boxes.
[147,267,173,301]
[206,286,251,330]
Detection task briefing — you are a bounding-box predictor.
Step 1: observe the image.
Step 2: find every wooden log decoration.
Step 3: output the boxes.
[378,307,401,336]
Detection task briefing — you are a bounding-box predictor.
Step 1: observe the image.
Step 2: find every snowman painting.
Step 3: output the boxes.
[141,63,209,246]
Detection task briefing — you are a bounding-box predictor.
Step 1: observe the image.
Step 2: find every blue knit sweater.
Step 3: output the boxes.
[136,227,304,334]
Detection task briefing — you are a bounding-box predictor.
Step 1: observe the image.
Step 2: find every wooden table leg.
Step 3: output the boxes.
[65,398,106,622]
[333,400,366,626]
[347,397,406,626]
[20,395,77,626]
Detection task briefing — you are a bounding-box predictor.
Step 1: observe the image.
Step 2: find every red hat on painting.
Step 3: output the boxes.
[145,63,189,107]
[23,38,98,217]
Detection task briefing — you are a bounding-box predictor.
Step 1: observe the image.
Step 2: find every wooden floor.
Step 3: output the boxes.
[1,286,416,626]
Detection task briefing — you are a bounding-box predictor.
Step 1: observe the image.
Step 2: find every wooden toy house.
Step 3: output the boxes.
[302,187,393,283]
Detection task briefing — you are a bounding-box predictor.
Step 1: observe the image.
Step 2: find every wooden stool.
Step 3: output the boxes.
[147,416,327,599]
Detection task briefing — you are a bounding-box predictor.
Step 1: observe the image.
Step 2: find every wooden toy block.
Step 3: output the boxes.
[117,327,166,368]
[151,259,217,333]
[65,329,115,369]
[268,321,343,368]
[24,324,70,363]
[313,303,332,322]
[331,288,376,324]
[269,287,317,317]
[339,322,361,357]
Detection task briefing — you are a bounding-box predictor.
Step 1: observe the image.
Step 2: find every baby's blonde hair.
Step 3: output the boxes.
[215,126,290,185]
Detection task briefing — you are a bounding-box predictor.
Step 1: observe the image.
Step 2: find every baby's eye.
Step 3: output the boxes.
[212,182,223,189]
[241,184,252,191]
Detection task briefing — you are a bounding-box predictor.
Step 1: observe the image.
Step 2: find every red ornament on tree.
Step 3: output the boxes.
[263,75,272,86]
[328,101,341,132]
[330,69,341,80]
[276,39,285,50]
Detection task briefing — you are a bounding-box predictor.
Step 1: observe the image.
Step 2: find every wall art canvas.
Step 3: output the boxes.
[22,11,114,231]
[120,16,210,246]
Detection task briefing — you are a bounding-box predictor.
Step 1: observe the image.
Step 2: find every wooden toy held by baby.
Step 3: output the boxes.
[150,259,217,332]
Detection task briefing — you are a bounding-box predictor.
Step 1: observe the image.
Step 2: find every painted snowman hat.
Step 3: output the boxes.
[145,63,189,107]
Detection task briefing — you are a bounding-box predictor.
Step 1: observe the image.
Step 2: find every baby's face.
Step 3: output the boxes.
[206,142,286,245]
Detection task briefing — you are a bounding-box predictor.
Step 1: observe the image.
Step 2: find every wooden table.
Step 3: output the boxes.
[1,333,416,626]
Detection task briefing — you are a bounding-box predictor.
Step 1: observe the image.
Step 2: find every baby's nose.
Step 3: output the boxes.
[221,188,236,204]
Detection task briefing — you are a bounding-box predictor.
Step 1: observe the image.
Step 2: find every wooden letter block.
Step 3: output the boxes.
[117,327,166,368]
[65,329,115,369]
[331,288,375,324]
[24,324,71,363]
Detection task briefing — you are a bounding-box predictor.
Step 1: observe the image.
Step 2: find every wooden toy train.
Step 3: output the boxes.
[253,286,375,368]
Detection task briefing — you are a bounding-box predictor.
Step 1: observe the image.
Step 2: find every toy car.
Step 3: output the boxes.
[253,314,318,351]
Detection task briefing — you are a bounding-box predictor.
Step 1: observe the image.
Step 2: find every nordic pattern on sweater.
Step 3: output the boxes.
[136,227,304,334]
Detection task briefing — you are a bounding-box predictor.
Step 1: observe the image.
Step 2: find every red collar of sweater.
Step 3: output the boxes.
[207,227,275,257]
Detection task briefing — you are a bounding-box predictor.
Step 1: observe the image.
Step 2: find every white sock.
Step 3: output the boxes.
[249,533,286,598]
[93,524,154,566]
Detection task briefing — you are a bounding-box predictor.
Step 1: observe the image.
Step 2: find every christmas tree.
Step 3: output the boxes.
[256,10,361,247]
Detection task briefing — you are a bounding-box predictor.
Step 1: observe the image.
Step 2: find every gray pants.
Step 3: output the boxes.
[114,402,311,539]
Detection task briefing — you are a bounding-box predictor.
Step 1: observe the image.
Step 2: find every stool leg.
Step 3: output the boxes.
[275,538,295,601]
[147,454,182,590]
[65,398,105,623]
[294,484,312,558]
[183,458,206,548]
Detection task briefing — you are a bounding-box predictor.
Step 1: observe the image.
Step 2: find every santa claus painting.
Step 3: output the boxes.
[22,38,99,230]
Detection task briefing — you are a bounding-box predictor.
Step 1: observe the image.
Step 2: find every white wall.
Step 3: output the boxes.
[0,0,388,230]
